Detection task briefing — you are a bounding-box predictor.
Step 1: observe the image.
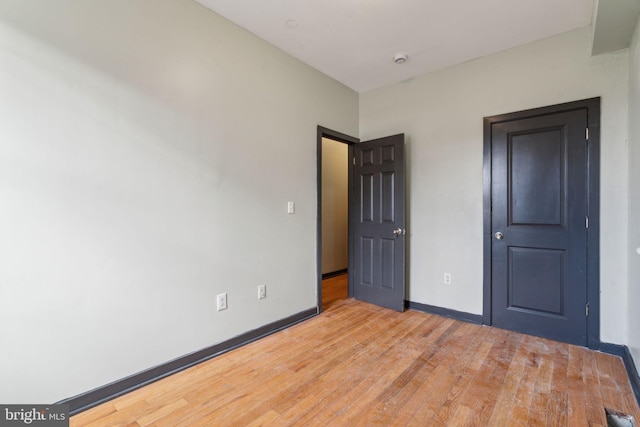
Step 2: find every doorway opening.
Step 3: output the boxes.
[317,127,358,312]
[317,126,408,313]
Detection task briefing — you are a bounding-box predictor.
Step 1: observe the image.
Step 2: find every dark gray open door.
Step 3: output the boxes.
[489,108,588,346]
[350,134,405,312]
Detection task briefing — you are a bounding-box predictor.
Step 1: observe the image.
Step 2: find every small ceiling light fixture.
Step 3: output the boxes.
[285,19,298,28]
[393,53,409,64]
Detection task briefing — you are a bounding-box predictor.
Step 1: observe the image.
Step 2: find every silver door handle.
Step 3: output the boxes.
[495,231,504,240]
[393,228,405,236]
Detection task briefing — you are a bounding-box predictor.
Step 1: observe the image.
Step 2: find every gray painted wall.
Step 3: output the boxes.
[628,15,640,367]
[321,138,349,275]
[0,0,358,403]
[360,27,630,346]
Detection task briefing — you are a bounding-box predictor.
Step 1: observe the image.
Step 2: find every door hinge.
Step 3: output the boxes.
[586,303,589,317]
[586,128,589,141]
[585,216,589,229]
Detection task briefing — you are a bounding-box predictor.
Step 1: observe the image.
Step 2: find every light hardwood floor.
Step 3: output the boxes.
[72,292,639,426]
[321,273,348,310]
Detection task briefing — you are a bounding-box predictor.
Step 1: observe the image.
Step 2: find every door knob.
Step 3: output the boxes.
[393,228,405,236]
[495,231,504,240]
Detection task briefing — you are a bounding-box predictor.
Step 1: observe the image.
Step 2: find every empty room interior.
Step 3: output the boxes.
[2,0,640,425]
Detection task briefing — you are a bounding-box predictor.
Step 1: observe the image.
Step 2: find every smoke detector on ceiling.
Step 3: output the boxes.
[393,53,408,64]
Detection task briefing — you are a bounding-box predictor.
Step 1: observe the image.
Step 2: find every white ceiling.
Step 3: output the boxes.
[194,0,595,93]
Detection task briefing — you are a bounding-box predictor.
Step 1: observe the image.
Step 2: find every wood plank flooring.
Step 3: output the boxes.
[321,273,348,310]
[71,294,640,426]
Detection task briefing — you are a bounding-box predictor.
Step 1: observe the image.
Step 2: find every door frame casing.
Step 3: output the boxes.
[317,126,359,313]
[482,97,601,349]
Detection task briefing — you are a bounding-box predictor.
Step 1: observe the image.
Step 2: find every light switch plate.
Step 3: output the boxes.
[217,293,227,311]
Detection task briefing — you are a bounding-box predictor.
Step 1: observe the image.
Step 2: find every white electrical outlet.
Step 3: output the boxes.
[258,285,266,299]
[444,273,452,285]
[217,293,227,311]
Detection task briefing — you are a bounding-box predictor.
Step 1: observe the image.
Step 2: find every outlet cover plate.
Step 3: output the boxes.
[444,273,452,285]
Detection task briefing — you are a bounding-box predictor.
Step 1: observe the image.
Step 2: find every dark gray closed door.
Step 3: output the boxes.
[491,109,588,345]
[351,134,405,312]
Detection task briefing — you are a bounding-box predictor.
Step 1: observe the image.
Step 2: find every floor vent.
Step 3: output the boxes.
[606,408,636,427]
